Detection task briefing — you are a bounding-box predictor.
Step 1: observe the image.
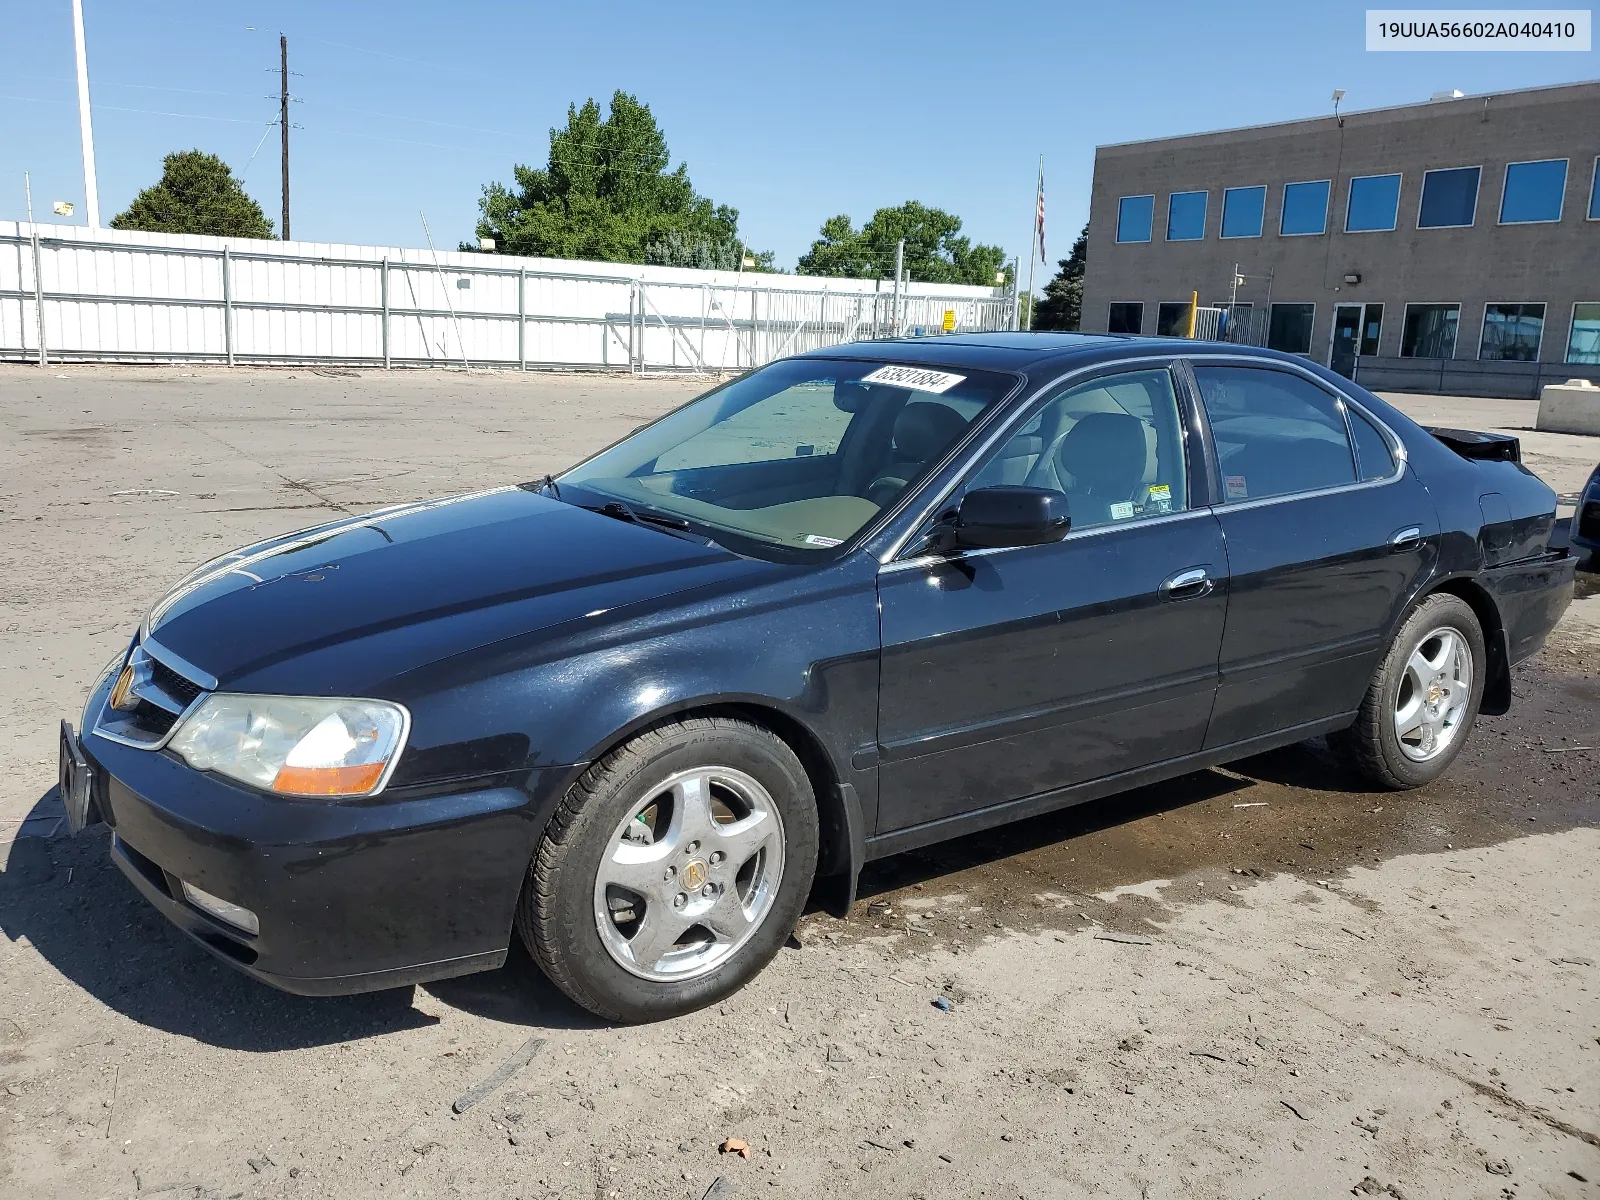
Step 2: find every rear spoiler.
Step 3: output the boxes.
[1423,426,1522,464]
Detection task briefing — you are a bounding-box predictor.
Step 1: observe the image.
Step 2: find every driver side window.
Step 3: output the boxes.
[967,367,1189,531]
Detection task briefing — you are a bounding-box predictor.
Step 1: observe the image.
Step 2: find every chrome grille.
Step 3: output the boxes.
[92,642,209,749]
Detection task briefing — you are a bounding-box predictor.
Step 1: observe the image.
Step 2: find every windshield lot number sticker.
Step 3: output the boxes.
[859,365,968,394]
[803,534,843,547]
[1109,501,1136,521]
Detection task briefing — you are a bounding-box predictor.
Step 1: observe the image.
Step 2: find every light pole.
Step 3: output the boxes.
[71,0,101,227]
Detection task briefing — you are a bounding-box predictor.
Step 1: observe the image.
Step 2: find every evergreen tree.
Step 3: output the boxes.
[110,150,273,239]
[1031,222,1088,331]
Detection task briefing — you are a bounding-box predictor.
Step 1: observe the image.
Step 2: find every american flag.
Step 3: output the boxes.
[1035,171,1046,263]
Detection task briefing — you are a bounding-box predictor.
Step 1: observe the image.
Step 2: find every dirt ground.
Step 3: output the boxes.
[1,364,1597,1200]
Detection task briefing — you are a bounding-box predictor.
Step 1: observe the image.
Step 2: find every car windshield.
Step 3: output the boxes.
[556,357,1019,558]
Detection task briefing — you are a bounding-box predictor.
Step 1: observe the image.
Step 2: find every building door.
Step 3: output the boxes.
[1330,304,1363,377]
[1358,304,1384,358]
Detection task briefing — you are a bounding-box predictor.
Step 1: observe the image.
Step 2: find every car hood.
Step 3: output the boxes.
[144,487,766,692]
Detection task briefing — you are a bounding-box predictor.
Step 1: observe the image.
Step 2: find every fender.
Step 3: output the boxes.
[388,554,883,905]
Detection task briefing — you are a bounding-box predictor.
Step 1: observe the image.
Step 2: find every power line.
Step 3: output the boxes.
[0,93,265,123]
[9,72,260,100]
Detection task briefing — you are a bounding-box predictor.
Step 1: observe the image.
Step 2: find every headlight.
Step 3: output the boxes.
[168,694,410,798]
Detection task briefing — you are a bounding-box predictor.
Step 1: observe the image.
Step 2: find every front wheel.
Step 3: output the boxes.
[517,716,818,1023]
[1330,593,1486,790]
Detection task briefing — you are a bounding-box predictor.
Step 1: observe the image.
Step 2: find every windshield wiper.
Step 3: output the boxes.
[578,498,742,554]
[598,500,692,530]
[521,473,561,499]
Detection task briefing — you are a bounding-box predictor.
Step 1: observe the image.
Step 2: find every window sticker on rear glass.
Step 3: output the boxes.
[1225,475,1249,500]
[803,534,843,547]
[859,365,968,394]
[1109,501,1136,520]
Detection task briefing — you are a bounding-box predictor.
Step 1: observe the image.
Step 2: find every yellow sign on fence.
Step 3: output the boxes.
[942,309,956,333]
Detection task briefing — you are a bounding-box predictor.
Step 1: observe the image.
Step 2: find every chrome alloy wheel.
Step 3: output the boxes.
[1394,625,1473,762]
[593,766,786,982]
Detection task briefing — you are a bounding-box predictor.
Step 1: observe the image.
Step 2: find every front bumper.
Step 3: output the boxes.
[76,688,571,996]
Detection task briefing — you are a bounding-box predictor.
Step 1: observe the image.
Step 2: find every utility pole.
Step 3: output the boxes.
[891,238,904,335]
[71,0,100,227]
[279,34,290,241]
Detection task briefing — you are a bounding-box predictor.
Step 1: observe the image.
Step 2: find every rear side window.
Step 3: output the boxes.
[1348,408,1398,481]
[1193,366,1357,502]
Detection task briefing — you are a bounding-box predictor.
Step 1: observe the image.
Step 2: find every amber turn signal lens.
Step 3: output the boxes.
[272,762,386,796]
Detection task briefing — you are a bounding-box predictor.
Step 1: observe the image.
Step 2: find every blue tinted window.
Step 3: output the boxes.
[1346,174,1401,232]
[1500,160,1567,223]
[1418,166,1480,228]
[1221,186,1266,238]
[1117,195,1154,243]
[1591,159,1600,220]
[1478,303,1545,361]
[1166,191,1206,240]
[1280,180,1329,235]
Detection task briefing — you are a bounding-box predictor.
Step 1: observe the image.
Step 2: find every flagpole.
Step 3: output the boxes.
[1025,155,1041,330]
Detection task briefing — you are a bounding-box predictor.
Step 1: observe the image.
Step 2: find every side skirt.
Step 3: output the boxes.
[861,712,1357,864]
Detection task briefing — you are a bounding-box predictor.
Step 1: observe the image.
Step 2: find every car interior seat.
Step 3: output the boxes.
[865,402,972,507]
[1052,411,1153,526]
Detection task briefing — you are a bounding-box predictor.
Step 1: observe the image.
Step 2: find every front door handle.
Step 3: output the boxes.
[1389,526,1423,553]
[1160,566,1213,601]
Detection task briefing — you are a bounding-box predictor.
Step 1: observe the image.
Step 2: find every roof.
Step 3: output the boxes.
[798,334,1358,380]
[796,332,1126,372]
[1096,76,1600,153]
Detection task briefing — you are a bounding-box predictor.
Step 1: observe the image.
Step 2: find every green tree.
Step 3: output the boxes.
[469,91,767,266]
[109,150,273,238]
[1030,222,1087,331]
[796,201,1009,288]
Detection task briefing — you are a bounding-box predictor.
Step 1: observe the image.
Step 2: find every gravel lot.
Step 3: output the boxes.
[1,364,1597,1200]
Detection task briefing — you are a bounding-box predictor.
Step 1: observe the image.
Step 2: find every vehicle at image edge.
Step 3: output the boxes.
[1572,461,1600,559]
[58,334,1577,1023]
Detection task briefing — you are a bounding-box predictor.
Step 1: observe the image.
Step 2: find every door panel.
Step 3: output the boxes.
[1192,360,1439,748]
[876,512,1228,832]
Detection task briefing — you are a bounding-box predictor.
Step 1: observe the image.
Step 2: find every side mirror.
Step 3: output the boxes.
[951,485,1071,550]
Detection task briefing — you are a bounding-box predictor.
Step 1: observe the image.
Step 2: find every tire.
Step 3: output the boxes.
[517,716,819,1023]
[1330,593,1486,790]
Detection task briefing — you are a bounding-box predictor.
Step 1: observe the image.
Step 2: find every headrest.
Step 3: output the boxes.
[1057,412,1149,493]
[833,380,873,412]
[893,402,970,462]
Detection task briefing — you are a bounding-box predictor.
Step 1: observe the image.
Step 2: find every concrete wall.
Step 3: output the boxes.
[1081,80,1600,372]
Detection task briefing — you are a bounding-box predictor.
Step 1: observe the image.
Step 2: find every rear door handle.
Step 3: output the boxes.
[1389,526,1423,553]
[1160,566,1213,601]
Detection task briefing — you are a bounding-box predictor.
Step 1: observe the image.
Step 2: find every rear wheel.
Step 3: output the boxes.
[518,716,818,1023]
[1330,593,1486,789]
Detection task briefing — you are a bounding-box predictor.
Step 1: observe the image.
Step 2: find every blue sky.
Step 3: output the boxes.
[1,1,1593,279]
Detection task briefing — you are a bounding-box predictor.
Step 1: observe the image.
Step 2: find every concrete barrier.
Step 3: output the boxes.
[1537,379,1600,436]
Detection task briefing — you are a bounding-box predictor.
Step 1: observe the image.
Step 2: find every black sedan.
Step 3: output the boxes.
[1573,460,1600,558]
[60,334,1576,1022]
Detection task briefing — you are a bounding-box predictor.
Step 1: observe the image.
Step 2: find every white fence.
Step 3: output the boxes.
[0,222,1016,373]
